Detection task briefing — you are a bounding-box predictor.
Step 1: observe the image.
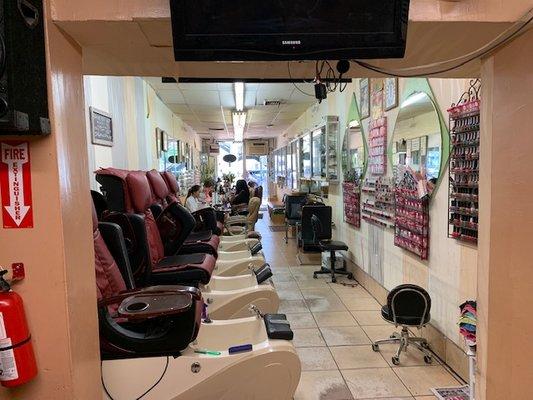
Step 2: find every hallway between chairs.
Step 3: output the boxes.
[256,214,462,400]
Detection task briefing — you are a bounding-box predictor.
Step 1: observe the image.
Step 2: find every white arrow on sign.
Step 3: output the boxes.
[1,143,30,226]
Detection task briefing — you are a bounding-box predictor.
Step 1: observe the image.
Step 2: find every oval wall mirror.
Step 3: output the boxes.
[392,91,443,197]
[342,95,366,185]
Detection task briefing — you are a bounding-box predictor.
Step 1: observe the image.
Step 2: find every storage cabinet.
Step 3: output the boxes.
[325,116,340,183]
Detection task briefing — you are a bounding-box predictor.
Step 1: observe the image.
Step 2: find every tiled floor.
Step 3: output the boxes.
[255,214,461,400]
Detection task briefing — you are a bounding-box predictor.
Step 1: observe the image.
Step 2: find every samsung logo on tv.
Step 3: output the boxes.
[282,40,301,45]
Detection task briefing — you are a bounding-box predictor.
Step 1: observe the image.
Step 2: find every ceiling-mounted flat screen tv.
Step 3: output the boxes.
[170,0,410,61]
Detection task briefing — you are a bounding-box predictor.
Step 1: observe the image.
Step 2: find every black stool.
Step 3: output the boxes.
[311,214,353,283]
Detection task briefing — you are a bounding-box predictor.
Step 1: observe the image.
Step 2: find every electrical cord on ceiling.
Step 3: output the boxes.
[314,60,351,93]
[353,7,533,77]
[287,61,315,97]
[101,356,170,400]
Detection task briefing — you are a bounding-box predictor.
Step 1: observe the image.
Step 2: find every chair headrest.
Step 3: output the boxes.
[160,171,178,195]
[95,167,133,212]
[126,171,153,213]
[146,169,170,201]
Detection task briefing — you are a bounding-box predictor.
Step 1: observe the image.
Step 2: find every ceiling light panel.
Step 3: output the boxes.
[234,82,245,112]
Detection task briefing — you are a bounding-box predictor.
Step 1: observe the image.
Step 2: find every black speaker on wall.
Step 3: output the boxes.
[0,0,50,135]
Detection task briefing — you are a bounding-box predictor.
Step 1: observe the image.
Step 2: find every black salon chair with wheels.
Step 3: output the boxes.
[284,194,306,244]
[311,214,353,283]
[371,284,433,365]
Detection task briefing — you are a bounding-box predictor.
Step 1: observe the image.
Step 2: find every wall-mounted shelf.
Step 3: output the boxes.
[343,182,361,228]
[368,117,387,176]
[394,169,429,260]
[448,79,481,245]
[361,177,395,228]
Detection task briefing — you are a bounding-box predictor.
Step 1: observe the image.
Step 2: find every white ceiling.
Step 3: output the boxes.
[144,78,316,140]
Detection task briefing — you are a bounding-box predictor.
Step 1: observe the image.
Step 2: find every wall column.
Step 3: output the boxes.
[0,1,100,398]
[477,29,533,400]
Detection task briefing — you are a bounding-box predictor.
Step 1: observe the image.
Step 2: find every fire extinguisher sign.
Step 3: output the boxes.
[0,141,33,229]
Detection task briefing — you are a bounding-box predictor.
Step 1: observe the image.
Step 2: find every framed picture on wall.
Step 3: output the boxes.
[161,130,169,152]
[384,77,399,111]
[360,78,370,119]
[90,107,113,147]
[155,128,162,158]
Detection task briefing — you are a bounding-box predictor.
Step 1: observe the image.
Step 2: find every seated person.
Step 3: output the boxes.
[248,181,257,199]
[200,179,214,204]
[231,179,250,207]
[185,184,205,213]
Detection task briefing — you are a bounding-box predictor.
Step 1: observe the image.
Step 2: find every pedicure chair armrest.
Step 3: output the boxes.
[119,292,193,320]
[99,286,201,321]
[139,285,202,300]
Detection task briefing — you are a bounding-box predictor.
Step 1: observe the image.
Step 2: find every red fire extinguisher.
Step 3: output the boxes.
[0,270,37,387]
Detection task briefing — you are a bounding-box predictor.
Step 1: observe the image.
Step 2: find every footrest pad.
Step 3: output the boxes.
[254,265,273,284]
[264,314,294,340]
[250,242,263,256]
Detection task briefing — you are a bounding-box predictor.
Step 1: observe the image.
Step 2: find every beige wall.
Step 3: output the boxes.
[276,78,477,351]
[477,29,533,400]
[85,76,202,190]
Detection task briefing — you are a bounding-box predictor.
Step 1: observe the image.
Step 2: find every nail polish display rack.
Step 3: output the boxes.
[368,117,387,176]
[342,182,361,228]
[394,170,429,260]
[448,80,481,245]
[362,177,395,229]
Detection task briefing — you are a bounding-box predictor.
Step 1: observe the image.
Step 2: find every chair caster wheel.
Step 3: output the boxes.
[371,344,379,352]
[392,356,400,365]
[424,355,433,364]
[332,277,337,283]
[347,273,354,280]
[313,273,318,279]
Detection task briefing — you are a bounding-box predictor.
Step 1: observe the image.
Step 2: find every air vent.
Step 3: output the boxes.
[263,100,284,106]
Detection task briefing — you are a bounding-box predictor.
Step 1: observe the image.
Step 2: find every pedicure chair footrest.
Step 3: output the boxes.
[264,314,294,340]
[254,264,273,284]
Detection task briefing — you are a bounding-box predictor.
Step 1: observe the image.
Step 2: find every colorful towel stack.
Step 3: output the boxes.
[459,301,477,347]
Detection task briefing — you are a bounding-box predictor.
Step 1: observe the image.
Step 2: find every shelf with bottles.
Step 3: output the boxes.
[363,215,395,229]
[448,80,481,245]
[368,117,387,176]
[394,170,430,260]
[342,181,361,228]
[361,176,395,229]
[394,228,429,259]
